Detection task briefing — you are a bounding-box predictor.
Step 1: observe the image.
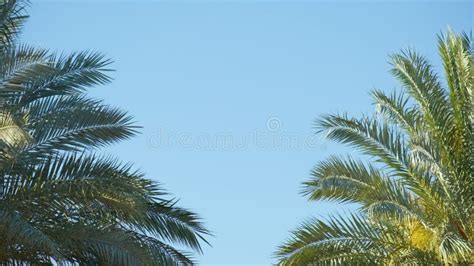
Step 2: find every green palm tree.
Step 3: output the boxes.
[276,31,473,265]
[0,1,209,264]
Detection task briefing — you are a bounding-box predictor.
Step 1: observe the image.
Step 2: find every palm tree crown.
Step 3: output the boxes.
[0,1,209,264]
[276,31,473,265]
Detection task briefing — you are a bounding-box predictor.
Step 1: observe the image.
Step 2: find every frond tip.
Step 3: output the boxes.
[0,0,29,48]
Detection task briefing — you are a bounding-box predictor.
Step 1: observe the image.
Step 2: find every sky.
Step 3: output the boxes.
[23,1,472,265]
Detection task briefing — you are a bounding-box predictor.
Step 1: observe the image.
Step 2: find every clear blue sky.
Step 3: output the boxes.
[23,1,472,265]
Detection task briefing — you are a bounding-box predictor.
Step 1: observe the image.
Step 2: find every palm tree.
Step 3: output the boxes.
[276,31,473,265]
[0,1,209,264]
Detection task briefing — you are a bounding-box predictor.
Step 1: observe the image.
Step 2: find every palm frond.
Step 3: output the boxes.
[0,0,28,49]
[390,49,452,145]
[316,114,410,177]
[278,30,474,265]
[0,210,61,260]
[438,232,472,264]
[1,51,112,106]
[371,89,421,136]
[141,201,211,253]
[276,214,407,265]
[0,2,210,264]
[21,96,138,156]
